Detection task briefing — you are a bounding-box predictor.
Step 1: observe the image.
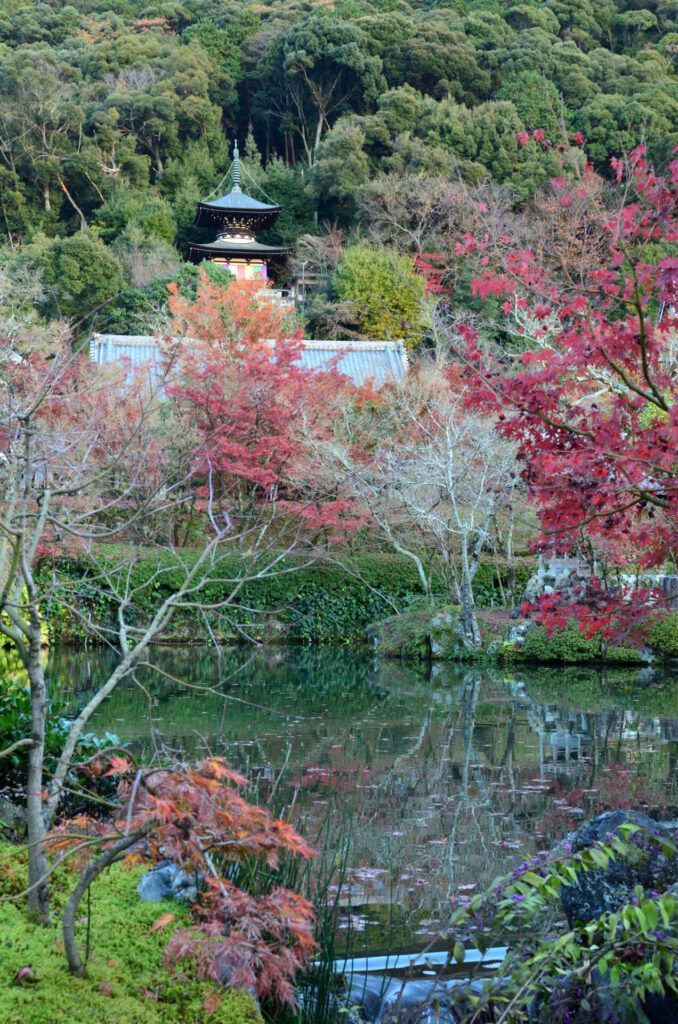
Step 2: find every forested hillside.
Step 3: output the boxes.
[0,0,676,337]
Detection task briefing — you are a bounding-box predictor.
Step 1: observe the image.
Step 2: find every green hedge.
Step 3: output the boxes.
[39,551,535,645]
[512,620,645,665]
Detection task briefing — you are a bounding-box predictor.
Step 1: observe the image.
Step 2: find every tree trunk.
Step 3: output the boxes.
[26,631,50,924]
[152,145,163,175]
[312,114,323,166]
[62,832,146,975]
[57,175,87,231]
[505,505,516,606]
[459,535,481,647]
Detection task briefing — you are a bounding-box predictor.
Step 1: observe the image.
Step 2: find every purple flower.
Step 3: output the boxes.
[511,894,526,903]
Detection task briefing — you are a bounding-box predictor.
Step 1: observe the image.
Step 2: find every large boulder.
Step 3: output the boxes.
[559,809,678,927]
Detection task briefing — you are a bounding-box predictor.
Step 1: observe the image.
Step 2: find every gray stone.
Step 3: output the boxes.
[0,797,26,829]
[341,975,486,1023]
[522,575,544,602]
[559,810,678,927]
[137,862,199,904]
[508,621,533,644]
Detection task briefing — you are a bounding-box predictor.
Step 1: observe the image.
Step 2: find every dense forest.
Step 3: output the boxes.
[1,0,677,338]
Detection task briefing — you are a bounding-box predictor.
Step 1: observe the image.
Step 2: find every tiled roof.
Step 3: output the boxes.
[90,335,407,388]
[200,190,280,212]
[188,238,290,256]
[296,340,407,386]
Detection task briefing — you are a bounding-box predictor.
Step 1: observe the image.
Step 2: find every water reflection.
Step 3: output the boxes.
[48,646,678,947]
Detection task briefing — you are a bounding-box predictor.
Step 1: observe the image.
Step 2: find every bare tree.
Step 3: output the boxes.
[320,367,517,645]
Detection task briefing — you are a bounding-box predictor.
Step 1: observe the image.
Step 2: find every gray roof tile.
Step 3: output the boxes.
[90,335,407,389]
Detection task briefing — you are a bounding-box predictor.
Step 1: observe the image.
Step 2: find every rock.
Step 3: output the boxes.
[508,621,533,644]
[0,797,26,830]
[342,975,485,1024]
[365,603,471,660]
[520,569,590,607]
[522,574,545,603]
[137,862,199,904]
[559,810,678,927]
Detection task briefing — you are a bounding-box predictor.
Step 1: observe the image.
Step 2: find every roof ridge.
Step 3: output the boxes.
[300,339,404,349]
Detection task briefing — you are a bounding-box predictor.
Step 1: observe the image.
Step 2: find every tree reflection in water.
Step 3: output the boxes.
[48,646,678,949]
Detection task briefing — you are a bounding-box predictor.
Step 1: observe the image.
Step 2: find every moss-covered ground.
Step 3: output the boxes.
[0,844,261,1024]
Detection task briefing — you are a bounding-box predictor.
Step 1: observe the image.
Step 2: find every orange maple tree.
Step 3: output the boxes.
[51,756,317,1009]
[167,274,289,352]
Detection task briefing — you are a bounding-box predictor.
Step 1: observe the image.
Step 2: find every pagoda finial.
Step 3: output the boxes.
[232,140,241,192]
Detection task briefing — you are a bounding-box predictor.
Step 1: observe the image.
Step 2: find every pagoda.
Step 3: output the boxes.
[188,142,289,281]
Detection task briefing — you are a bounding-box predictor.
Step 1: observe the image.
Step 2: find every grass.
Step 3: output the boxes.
[0,843,261,1024]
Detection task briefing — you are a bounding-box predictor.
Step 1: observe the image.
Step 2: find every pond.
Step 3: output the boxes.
[49,645,678,954]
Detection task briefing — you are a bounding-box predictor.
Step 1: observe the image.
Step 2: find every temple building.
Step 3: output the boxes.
[91,335,407,390]
[188,142,289,282]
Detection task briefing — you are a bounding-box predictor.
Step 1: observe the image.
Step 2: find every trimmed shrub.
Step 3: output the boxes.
[38,551,534,645]
[648,611,678,659]
[515,621,644,665]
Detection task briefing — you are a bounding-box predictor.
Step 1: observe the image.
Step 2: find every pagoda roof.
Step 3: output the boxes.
[188,238,290,264]
[198,190,281,213]
[194,141,282,228]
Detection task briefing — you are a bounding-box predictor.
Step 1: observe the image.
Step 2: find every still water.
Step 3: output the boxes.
[49,645,678,949]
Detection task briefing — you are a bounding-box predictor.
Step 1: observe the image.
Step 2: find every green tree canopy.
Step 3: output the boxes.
[334,243,427,348]
[20,230,125,328]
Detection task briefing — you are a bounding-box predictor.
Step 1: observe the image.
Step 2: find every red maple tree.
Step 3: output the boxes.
[452,144,678,631]
[165,272,370,538]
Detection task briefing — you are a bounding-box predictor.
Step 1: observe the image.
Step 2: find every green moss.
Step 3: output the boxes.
[365,601,432,658]
[648,612,678,659]
[0,845,261,1024]
[366,602,470,659]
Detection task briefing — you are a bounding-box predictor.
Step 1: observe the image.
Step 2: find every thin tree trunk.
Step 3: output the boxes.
[62,831,148,975]
[312,114,323,166]
[505,505,516,605]
[57,175,86,231]
[459,534,481,646]
[26,628,50,923]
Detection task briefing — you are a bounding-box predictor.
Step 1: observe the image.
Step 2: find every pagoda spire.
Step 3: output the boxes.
[232,140,241,193]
